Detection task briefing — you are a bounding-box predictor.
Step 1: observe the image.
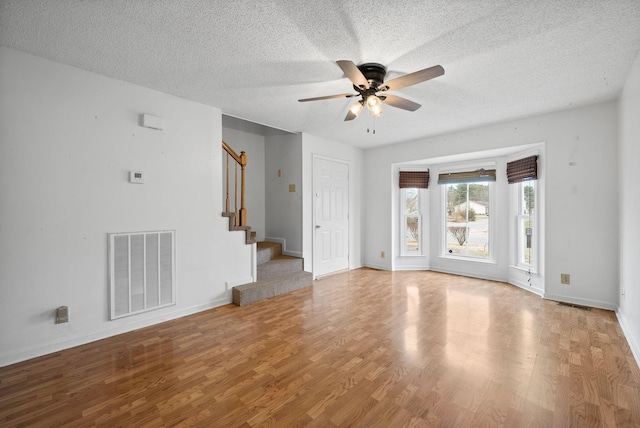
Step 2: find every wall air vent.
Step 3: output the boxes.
[557,301,591,311]
[108,230,175,320]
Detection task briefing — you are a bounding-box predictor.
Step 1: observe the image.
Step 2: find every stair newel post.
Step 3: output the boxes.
[234,162,238,226]
[239,151,247,227]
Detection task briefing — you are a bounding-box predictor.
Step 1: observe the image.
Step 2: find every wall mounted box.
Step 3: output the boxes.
[129,171,144,184]
[142,113,163,130]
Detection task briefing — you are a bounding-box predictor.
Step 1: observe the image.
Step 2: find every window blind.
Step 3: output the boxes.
[399,170,429,188]
[506,155,538,183]
[438,168,496,184]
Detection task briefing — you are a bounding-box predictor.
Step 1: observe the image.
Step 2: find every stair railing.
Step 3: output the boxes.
[222,140,247,227]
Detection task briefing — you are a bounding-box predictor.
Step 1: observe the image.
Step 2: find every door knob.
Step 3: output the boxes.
[315,225,321,229]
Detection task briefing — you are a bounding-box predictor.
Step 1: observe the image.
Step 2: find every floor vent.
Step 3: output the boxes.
[558,301,591,311]
[109,230,175,320]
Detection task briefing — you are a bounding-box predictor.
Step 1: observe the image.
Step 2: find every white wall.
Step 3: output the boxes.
[301,134,364,274]
[265,130,303,256]
[0,48,253,367]
[222,116,266,241]
[618,53,640,363]
[364,101,619,310]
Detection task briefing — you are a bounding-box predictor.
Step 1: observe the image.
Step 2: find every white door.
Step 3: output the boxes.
[313,157,349,277]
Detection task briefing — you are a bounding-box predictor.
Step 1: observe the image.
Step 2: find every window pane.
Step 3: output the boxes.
[523,182,535,215]
[445,183,489,258]
[405,216,420,252]
[518,216,533,265]
[517,180,535,268]
[404,188,418,214]
[401,188,422,255]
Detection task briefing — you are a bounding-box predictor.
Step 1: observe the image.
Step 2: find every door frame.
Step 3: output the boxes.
[312,154,350,279]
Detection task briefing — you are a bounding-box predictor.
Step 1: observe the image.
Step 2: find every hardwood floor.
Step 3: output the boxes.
[1,269,639,427]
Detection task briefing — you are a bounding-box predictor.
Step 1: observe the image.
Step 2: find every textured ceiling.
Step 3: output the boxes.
[1,0,640,149]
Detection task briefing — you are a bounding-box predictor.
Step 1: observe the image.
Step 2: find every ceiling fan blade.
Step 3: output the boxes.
[380,94,421,111]
[337,60,370,89]
[344,110,358,121]
[378,65,444,92]
[298,93,357,102]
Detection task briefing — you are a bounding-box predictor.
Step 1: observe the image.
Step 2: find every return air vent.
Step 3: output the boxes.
[108,231,175,320]
[557,301,591,311]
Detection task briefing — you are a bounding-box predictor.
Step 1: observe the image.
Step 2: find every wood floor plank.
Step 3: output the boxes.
[1,268,639,427]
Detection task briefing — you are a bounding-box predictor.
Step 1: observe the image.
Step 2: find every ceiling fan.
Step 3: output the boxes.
[298,60,444,121]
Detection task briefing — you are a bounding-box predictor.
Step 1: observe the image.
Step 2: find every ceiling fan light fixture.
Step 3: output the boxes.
[369,104,383,118]
[350,100,364,116]
[366,95,383,117]
[366,95,381,108]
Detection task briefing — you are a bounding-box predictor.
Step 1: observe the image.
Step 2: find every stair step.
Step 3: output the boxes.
[258,256,304,281]
[256,241,282,265]
[233,271,313,306]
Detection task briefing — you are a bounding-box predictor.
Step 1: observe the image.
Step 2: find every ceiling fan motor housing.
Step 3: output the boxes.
[356,63,387,88]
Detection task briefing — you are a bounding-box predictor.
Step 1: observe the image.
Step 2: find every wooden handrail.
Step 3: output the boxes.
[222,140,248,227]
[222,140,245,166]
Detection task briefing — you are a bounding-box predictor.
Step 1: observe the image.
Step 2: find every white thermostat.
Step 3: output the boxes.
[129,171,144,184]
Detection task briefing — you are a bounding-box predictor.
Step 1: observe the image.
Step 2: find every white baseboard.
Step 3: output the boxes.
[394,266,431,271]
[0,299,230,368]
[226,277,254,287]
[509,279,544,297]
[429,267,506,283]
[542,293,618,311]
[616,310,640,369]
[265,236,302,258]
[363,262,391,271]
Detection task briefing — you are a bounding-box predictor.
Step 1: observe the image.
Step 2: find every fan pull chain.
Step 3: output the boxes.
[367,117,376,134]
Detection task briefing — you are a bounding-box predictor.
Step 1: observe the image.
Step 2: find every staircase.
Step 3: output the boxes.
[221,140,311,305]
[232,241,313,306]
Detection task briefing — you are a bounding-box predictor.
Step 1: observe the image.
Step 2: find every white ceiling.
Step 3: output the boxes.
[2,0,640,149]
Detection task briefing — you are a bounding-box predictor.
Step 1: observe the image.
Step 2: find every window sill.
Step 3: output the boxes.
[438,255,496,265]
[509,265,539,275]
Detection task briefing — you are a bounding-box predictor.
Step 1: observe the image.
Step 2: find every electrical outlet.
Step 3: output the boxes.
[380,251,385,258]
[560,273,570,285]
[55,306,69,324]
